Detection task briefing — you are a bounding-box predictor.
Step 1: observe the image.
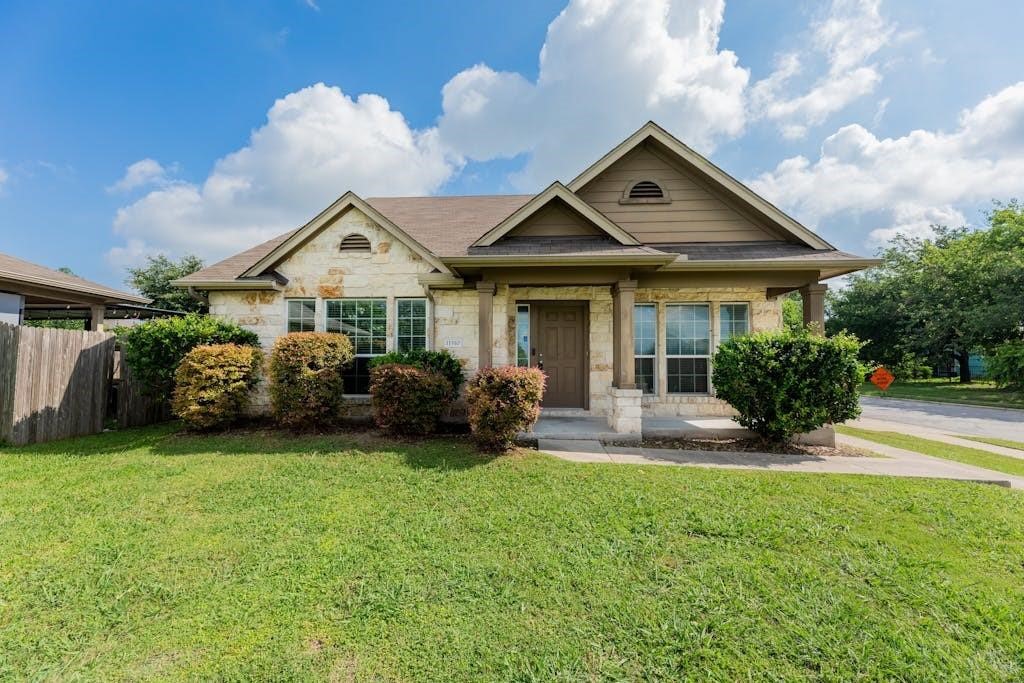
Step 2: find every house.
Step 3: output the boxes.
[0,251,150,329]
[173,122,878,435]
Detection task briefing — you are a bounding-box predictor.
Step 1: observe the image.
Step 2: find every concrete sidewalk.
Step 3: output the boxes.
[848,417,1024,459]
[537,438,1024,488]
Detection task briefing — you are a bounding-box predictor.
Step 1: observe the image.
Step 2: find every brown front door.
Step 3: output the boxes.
[535,303,587,408]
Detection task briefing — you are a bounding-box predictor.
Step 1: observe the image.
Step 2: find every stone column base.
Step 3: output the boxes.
[607,387,643,435]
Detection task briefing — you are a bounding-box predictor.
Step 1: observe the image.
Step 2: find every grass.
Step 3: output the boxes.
[837,425,1024,478]
[959,436,1024,452]
[860,378,1024,409]
[2,425,1024,680]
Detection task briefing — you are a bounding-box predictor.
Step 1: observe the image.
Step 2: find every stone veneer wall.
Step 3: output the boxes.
[636,287,781,417]
[208,207,436,411]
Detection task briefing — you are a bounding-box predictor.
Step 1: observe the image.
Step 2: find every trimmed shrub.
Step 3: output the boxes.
[368,349,464,400]
[370,363,453,435]
[466,366,546,452]
[712,329,863,444]
[988,340,1024,390]
[172,344,262,430]
[117,314,259,398]
[269,333,354,429]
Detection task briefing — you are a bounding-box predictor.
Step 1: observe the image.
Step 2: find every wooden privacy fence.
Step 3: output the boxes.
[0,323,169,445]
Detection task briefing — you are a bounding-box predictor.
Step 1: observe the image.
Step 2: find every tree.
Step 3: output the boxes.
[828,201,1024,383]
[126,254,206,313]
[781,292,803,332]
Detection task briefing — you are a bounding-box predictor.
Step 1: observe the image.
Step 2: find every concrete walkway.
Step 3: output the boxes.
[859,396,1024,441]
[537,438,1024,488]
[848,416,1024,459]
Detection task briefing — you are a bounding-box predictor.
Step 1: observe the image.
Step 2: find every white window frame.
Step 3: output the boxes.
[284,297,316,333]
[665,303,711,395]
[634,303,657,394]
[719,302,750,344]
[515,304,530,367]
[395,297,430,352]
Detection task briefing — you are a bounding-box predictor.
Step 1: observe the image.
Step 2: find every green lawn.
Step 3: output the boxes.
[960,436,1024,452]
[837,425,1024,478]
[3,425,1024,680]
[860,378,1024,409]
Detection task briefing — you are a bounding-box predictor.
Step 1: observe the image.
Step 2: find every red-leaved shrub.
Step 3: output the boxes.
[370,363,453,435]
[269,332,354,429]
[465,366,545,451]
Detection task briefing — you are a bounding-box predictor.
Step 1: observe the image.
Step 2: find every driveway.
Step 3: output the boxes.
[858,396,1024,441]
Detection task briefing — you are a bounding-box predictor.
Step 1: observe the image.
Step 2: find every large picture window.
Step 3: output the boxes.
[396,298,428,351]
[326,298,386,394]
[666,303,710,393]
[719,303,750,342]
[286,299,316,333]
[634,304,656,394]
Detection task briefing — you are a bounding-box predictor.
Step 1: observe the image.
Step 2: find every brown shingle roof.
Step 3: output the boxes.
[179,195,531,284]
[654,242,869,262]
[0,251,149,304]
[466,236,667,257]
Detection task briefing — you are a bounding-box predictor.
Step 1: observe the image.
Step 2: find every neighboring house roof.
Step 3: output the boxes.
[176,121,878,288]
[0,251,150,304]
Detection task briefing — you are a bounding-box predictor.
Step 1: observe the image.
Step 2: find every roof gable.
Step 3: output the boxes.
[568,122,834,250]
[240,192,452,276]
[472,182,640,247]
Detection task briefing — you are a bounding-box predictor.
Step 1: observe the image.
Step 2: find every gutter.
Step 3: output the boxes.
[441,253,677,268]
[658,258,883,272]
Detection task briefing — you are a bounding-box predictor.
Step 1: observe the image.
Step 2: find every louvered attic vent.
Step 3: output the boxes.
[628,180,665,199]
[339,233,371,252]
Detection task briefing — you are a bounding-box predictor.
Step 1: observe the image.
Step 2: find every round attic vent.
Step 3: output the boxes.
[627,180,666,199]
[339,233,371,252]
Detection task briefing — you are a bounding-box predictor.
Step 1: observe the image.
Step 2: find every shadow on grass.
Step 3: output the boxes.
[0,421,502,471]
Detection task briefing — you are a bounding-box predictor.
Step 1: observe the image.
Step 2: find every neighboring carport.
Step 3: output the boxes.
[0,251,151,330]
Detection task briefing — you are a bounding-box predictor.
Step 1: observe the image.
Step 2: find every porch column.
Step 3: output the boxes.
[476,281,496,369]
[87,304,106,332]
[612,280,637,388]
[800,283,827,335]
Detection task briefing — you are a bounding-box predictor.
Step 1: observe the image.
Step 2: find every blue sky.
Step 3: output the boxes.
[2,0,1023,289]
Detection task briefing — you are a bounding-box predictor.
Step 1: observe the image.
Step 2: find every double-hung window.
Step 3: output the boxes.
[326,298,386,394]
[666,303,710,393]
[634,304,656,394]
[286,299,316,332]
[396,298,428,351]
[719,303,750,342]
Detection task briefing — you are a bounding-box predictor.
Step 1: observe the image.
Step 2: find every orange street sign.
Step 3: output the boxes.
[870,367,895,391]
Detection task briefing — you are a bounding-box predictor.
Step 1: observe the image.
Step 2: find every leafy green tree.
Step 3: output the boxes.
[828,201,1024,382]
[781,292,803,332]
[126,254,206,313]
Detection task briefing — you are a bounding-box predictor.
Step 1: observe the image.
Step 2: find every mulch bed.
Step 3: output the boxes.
[613,436,875,458]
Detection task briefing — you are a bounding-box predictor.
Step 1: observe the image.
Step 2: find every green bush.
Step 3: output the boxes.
[368,349,464,400]
[171,344,262,430]
[988,340,1024,390]
[269,332,354,429]
[117,314,259,397]
[370,364,453,436]
[465,366,545,452]
[891,353,933,380]
[712,329,863,444]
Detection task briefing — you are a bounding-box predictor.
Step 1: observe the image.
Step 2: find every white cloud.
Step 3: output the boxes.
[108,83,457,266]
[107,158,172,193]
[749,82,1024,247]
[751,0,896,138]
[437,0,750,189]
[0,165,8,191]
